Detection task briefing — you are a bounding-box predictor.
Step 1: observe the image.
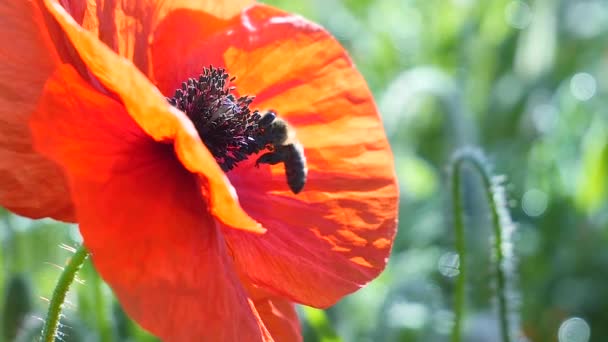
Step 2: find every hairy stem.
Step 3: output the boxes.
[41,245,89,342]
[449,148,512,342]
[451,156,466,342]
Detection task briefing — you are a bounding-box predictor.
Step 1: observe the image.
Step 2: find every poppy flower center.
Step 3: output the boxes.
[167,66,276,172]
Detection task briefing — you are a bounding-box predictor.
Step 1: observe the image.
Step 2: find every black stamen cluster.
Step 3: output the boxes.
[167,66,272,171]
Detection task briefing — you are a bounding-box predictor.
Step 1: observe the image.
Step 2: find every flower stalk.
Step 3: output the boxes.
[449,148,516,342]
[41,245,89,342]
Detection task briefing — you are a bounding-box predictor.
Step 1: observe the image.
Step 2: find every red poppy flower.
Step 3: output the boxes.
[0,0,398,341]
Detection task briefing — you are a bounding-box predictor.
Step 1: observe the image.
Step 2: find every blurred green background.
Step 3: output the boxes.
[2,0,607,341]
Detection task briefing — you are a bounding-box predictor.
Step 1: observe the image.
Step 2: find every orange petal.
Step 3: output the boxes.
[0,0,74,220]
[247,284,302,342]
[30,64,267,341]
[150,8,237,93]
[194,5,398,306]
[42,0,263,234]
[61,0,252,74]
[150,4,292,95]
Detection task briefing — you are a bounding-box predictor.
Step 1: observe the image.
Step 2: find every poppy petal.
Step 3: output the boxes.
[150,8,237,93]
[175,5,398,306]
[247,284,302,342]
[29,64,267,341]
[0,0,74,220]
[61,0,252,74]
[42,0,263,234]
[150,4,298,96]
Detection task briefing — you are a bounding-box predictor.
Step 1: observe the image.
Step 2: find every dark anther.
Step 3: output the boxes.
[166,66,278,172]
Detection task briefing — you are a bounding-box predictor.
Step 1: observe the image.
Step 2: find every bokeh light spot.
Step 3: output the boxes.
[558,317,591,342]
[570,73,597,101]
[522,189,548,217]
[438,252,460,277]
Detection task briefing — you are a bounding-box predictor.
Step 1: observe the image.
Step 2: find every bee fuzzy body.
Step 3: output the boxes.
[255,112,308,194]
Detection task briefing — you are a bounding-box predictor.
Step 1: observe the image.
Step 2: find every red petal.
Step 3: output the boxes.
[60,0,252,74]
[247,284,302,342]
[42,0,263,234]
[30,64,267,341]
[162,4,399,306]
[150,9,236,92]
[150,4,293,95]
[0,0,74,220]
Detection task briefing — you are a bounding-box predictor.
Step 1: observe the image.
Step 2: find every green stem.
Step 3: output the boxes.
[451,157,466,342]
[41,246,89,342]
[449,149,512,342]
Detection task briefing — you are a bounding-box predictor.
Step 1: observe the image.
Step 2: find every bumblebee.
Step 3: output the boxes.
[255,111,307,194]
